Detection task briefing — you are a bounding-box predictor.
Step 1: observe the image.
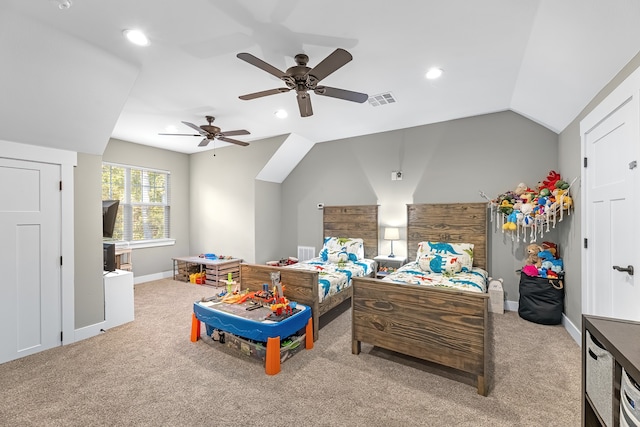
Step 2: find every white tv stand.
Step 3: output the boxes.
[103,270,134,328]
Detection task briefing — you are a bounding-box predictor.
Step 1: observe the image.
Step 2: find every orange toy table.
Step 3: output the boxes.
[191,300,313,375]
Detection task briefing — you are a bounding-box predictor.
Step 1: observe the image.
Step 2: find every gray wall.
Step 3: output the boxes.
[102,139,191,277]
[255,179,282,263]
[189,135,284,263]
[558,50,640,328]
[281,110,559,303]
[74,153,105,327]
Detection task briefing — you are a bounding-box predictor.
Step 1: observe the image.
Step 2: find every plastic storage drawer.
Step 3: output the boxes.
[586,330,614,427]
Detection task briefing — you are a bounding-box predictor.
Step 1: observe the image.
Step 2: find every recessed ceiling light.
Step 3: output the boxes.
[275,109,288,119]
[50,0,72,10]
[123,29,150,47]
[425,67,443,80]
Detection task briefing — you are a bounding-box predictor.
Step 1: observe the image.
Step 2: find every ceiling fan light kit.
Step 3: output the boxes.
[236,48,368,117]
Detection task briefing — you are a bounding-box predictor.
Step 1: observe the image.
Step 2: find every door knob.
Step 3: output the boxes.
[612,265,634,276]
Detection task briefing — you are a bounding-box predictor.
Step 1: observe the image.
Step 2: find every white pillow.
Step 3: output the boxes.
[321,237,364,261]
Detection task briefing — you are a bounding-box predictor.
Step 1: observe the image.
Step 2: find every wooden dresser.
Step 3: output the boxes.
[582,315,640,426]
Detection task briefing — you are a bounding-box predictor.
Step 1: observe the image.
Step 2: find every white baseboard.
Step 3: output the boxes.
[134,270,173,285]
[503,299,581,346]
[562,314,581,345]
[74,321,106,342]
[505,300,519,312]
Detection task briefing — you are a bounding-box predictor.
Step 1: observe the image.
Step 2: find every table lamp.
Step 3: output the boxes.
[384,227,400,258]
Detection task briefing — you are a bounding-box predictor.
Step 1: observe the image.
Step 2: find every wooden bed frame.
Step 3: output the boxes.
[351,203,491,395]
[240,205,378,342]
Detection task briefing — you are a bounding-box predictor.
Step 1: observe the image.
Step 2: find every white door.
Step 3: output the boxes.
[0,158,62,363]
[582,89,640,321]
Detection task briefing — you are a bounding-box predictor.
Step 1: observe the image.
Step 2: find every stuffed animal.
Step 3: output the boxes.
[525,243,543,267]
[538,250,564,273]
[522,264,539,277]
[502,210,519,231]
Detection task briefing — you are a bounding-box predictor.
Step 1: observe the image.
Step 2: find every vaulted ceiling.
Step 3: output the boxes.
[2,0,639,156]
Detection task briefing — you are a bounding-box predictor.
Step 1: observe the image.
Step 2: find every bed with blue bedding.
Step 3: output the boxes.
[240,205,379,342]
[287,256,376,302]
[352,203,492,396]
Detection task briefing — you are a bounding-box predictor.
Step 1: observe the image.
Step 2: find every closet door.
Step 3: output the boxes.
[0,157,61,363]
[581,71,640,322]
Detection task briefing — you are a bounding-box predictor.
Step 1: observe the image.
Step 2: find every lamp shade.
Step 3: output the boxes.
[384,227,400,241]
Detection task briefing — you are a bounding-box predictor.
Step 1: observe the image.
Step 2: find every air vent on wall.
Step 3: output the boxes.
[297,246,316,262]
[368,92,396,107]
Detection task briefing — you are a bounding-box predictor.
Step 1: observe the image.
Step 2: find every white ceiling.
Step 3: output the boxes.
[2,0,640,156]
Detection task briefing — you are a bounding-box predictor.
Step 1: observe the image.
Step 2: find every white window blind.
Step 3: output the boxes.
[102,162,171,242]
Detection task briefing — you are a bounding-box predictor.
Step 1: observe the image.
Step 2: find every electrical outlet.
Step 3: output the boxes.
[391,171,397,181]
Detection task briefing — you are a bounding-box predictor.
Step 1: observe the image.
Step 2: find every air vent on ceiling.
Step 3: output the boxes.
[368,92,397,107]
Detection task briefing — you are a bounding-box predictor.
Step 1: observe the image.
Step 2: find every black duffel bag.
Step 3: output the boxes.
[518,272,564,325]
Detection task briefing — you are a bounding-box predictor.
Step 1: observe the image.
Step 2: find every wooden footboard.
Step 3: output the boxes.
[240,263,353,341]
[351,276,490,396]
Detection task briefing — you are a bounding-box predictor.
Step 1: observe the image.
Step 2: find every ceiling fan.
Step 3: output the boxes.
[236,48,368,117]
[159,116,250,147]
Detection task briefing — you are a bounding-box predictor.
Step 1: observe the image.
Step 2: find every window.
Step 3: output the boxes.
[102,163,171,246]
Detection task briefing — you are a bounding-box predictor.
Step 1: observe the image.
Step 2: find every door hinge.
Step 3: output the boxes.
[60,331,63,342]
[59,181,62,191]
[583,157,588,168]
[584,238,588,249]
[60,256,63,266]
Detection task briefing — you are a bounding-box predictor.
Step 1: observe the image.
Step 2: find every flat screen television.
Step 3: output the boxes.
[102,200,120,239]
[103,242,116,272]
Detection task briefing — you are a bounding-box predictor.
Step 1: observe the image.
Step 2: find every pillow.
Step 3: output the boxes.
[320,237,364,261]
[418,253,462,274]
[416,241,474,272]
[326,250,352,263]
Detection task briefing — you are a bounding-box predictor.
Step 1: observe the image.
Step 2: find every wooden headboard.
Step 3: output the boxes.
[407,203,488,269]
[323,205,379,259]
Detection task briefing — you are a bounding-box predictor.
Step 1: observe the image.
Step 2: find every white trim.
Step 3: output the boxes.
[562,314,581,346]
[128,238,175,249]
[103,161,170,175]
[134,270,173,285]
[74,321,106,342]
[505,300,519,312]
[0,139,76,347]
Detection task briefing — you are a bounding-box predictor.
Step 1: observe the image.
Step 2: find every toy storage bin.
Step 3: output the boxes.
[586,330,614,427]
[620,367,640,427]
[223,332,306,364]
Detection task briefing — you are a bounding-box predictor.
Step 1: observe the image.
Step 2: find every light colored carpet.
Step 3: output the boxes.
[0,278,581,426]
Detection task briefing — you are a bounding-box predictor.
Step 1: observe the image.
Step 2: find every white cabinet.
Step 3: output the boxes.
[103,270,134,329]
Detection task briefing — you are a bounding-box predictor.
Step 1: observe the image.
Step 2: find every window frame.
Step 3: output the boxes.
[102,162,175,249]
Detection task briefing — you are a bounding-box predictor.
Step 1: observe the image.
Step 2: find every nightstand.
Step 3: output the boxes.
[374,255,408,278]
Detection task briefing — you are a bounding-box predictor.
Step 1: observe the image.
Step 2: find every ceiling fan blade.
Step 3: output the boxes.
[198,138,210,147]
[314,86,369,103]
[182,121,208,136]
[237,52,287,79]
[307,48,353,83]
[158,133,201,137]
[220,129,250,137]
[239,87,291,100]
[297,92,313,117]
[217,136,250,147]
